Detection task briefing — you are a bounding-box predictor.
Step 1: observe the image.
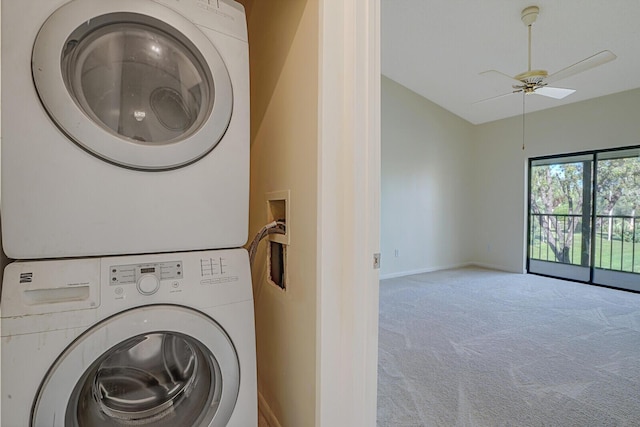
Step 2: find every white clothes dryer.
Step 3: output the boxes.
[1,248,257,426]
[1,0,249,259]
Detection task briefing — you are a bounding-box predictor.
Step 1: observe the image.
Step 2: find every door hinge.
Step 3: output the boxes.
[373,253,381,269]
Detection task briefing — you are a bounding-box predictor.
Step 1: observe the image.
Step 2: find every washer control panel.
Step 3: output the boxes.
[199,256,239,285]
[110,261,183,295]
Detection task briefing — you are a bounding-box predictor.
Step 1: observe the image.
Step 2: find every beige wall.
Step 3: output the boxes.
[0,8,3,264]
[380,76,475,278]
[0,7,7,285]
[243,1,319,425]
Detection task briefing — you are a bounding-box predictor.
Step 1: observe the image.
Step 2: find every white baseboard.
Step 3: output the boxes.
[258,391,282,427]
[379,262,523,280]
[379,262,472,280]
[469,262,524,274]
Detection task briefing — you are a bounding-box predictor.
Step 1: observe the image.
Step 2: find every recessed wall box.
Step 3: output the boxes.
[266,190,290,245]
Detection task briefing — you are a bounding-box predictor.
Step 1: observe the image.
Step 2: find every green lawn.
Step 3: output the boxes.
[529,232,640,273]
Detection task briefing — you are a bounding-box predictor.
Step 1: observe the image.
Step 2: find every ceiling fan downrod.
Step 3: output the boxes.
[521,5,539,73]
[514,5,547,92]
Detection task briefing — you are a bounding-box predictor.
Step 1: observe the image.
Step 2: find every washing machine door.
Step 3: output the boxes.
[32,306,240,427]
[32,0,233,170]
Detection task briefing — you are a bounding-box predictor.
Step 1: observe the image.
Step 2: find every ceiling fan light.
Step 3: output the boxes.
[534,86,576,99]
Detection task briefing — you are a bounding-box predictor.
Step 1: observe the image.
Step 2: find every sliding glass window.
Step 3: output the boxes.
[528,146,640,291]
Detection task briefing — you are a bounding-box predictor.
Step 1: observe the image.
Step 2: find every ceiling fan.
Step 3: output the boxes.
[476,5,616,103]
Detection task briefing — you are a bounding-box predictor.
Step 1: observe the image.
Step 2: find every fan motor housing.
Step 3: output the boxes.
[514,69,548,84]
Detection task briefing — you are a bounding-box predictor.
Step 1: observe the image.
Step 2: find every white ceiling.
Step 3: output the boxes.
[381,1,640,125]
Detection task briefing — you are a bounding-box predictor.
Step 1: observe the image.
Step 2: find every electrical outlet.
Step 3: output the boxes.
[374,253,381,269]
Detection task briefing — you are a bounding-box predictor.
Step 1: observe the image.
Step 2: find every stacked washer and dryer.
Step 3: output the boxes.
[1,0,256,425]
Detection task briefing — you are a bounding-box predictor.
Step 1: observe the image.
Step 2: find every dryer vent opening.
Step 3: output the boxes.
[267,241,286,290]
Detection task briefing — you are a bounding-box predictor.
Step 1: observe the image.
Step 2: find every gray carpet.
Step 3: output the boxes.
[377,267,640,426]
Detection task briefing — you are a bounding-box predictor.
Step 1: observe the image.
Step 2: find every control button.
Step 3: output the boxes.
[115,287,124,295]
[137,275,160,295]
[172,281,179,288]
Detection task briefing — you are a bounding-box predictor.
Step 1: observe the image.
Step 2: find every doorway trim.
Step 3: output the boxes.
[317,0,381,425]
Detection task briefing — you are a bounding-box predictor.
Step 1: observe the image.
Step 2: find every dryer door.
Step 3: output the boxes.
[32,0,233,170]
[32,306,240,427]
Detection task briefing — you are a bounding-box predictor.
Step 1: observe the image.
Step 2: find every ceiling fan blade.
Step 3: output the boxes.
[473,89,521,105]
[479,69,524,87]
[534,86,576,99]
[545,50,616,84]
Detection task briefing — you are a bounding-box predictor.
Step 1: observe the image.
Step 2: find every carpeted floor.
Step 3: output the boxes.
[377,267,640,426]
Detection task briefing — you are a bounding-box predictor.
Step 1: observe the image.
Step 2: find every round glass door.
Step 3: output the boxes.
[63,21,211,145]
[32,306,240,427]
[32,1,233,170]
[68,333,222,426]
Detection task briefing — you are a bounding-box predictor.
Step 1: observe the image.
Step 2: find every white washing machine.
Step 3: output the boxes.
[1,0,249,259]
[1,248,257,426]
